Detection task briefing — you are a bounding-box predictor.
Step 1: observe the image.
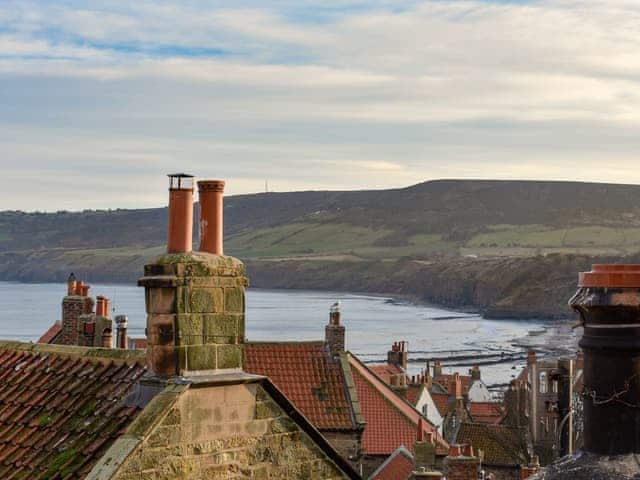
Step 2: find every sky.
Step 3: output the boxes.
[2,0,640,211]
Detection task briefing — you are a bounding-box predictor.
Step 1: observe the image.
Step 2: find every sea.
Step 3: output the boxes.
[0,281,578,390]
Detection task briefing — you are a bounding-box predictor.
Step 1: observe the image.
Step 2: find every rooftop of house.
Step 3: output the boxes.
[348,354,449,457]
[467,402,505,424]
[243,341,362,431]
[455,422,530,467]
[37,321,62,345]
[434,373,472,394]
[0,341,147,479]
[368,445,414,480]
[369,363,404,384]
[430,392,450,417]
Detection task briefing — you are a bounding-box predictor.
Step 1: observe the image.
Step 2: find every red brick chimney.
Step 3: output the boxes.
[443,444,480,480]
[388,341,408,371]
[449,372,463,399]
[83,321,95,347]
[167,173,194,254]
[325,301,345,358]
[197,180,225,255]
[61,277,93,346]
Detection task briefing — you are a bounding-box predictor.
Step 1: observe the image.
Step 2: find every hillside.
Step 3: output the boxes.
[2,179,640,318]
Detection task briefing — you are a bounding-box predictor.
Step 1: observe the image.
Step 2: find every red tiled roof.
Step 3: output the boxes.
[244,342,357,430]
[0,345,147,479]
[349,355,448,457]
[468,402,504,424]
[370,363,403,384]
[434,374,472,394]
[37,321,62,344]
[369,446,414,480]
[431,392,450,416]
[455,422,530,466]
[403,385,423,406]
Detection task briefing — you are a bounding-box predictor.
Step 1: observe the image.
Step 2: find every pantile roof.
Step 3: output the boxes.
[403,385,423,406]
[37,321,62,344]
[369,363,403,384]
[349,355,448,457]
[0,342,147,479]
[455,422,530,467]
[434,373,472,394]
[431,392,450,416]
[368,445,414,480]
[468,402,504,424]
[244,342,358,430]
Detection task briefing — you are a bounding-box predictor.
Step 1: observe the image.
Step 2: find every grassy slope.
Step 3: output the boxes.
[3,179,640,318]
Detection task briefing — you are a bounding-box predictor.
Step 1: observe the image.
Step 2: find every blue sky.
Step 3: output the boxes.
[2,0,640,210]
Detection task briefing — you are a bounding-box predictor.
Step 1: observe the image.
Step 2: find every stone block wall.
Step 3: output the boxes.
[113,383,348,480]
[140,253,249,376]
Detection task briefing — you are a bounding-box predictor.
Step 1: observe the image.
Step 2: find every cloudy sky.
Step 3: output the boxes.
[2,0,640,211]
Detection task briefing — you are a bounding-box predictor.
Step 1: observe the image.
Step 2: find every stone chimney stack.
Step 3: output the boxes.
[167,173,194,254]
[115,315,128,349]
[198,180,225,255]
[325,301,345,358]
[139,175,248,377]
[470,365,481,381]
[414,419,437,471]
[101,328,113,348]
[433,360,442,377]
[443,444,480,480]
[388,341,408,371]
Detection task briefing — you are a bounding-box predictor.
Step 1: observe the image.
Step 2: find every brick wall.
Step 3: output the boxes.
[61,296,93,345]
[112,383,348,480]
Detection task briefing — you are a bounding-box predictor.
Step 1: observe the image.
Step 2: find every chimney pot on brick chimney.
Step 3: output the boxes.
[197,179,225,255]
[115,315,128,349]
[167,173,194,254]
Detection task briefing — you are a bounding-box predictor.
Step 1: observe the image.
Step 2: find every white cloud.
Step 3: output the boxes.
[2,0,640,210]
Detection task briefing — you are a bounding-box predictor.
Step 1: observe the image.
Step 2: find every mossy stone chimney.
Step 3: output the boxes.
[138,175,248,377]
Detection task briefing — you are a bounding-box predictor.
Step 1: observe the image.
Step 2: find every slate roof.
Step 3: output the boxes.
[37,321,62,344]
[348,355,448,457]
[0,342,147,479]
[455,422,530,467]
[244,342,360,430]
[368,445,414,480]
[468,402,504,424]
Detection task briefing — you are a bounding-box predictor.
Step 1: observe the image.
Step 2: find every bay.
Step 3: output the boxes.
[0,281,577,388]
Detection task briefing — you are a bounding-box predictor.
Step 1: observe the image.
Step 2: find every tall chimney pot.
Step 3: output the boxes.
[115,315,128,349]
[167,173,194,254]
[197,180,225,255]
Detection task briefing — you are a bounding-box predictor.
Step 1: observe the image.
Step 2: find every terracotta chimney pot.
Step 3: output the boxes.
[167,173,194,254]
[197,180,225,255]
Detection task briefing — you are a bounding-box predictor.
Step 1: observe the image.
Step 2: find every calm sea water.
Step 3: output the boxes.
[0,281,577,388]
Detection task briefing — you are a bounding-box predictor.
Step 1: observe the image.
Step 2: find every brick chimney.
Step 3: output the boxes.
[433,360,442,377]
[167,173,194,254]
[61,276,94,346]
[115,315,128,349]
[83,321,95,346]
[325,301,345,358]
[388,341,408,371]
[470,365,481,381]
[198,180,225,255]
[139,175,248,377]
[533,264,640,479]
[443,444,480,480]
[448,372,463,399]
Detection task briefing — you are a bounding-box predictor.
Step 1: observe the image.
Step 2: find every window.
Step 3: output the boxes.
[539,372,548,394]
